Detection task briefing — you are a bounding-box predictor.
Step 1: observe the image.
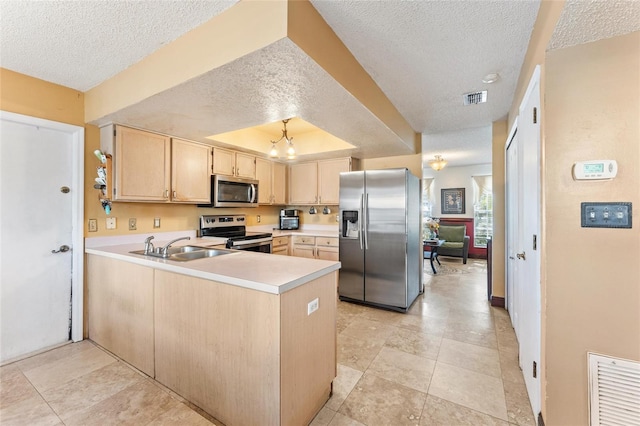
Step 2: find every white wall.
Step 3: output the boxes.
[423,163,492,219]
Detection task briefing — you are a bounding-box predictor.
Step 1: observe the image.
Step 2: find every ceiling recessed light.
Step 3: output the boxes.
[482,73,500,84]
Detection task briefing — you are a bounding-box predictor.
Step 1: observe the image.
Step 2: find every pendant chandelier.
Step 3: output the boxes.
[429,155,447,171]
[268,119,296,160]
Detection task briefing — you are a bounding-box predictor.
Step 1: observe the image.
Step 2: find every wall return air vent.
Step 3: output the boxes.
[588,352,640,426]
[463,91,488,105]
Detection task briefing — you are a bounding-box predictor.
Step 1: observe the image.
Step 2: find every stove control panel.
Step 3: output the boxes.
[200,215,246,229]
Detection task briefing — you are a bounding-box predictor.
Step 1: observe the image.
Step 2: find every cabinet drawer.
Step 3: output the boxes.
[316,248,339,261]
[316,237,338,247]
[292,236,315,245]
[272,247,289,256]
[273,236,289,247]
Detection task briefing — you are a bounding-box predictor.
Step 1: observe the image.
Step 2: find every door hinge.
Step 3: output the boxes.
[533,234,537,250]
[533,361,537,378]
[533,107,537,124]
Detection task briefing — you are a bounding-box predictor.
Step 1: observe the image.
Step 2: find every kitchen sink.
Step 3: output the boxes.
[165,245,205,255]
[169,249,232,262]
[129,246,233,261]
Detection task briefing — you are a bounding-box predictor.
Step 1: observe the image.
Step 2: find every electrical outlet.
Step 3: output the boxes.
[336,214,339,222]
[88,219,97,232]
[106,217,116,230]
[154,217,161,228]
[257,215,261,223]
[128,218,137,231]
[307,298,319,316]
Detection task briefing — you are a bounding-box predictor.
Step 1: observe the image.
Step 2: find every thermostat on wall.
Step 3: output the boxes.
[572,160,617,180]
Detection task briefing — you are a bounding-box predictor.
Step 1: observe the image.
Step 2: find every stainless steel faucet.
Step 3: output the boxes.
[143,236,155,255]
[160,236,191,256]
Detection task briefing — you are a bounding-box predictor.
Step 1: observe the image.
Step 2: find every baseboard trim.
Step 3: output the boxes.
[491,296,505,308]
[468,253,488,260]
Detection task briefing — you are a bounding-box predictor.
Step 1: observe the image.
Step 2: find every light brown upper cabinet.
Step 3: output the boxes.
[171,138,212,203]
[289,162,318,205]
[100,125,211,203]
[289,158,354,205]
[256,158,287,205]
[212,147,256,179]
[272,162,286,204]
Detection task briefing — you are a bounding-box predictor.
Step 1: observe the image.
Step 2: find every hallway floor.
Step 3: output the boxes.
[313,258,534,425]
[0,258,533,425]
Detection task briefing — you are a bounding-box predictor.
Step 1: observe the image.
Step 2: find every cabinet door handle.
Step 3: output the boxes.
[164,189,169,198]
[173,190,177,199]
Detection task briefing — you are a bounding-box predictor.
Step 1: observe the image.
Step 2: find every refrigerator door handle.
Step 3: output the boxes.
[359,194,364,250]
[364,193,369,250]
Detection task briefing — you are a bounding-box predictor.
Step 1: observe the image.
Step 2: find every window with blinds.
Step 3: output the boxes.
[472,175,493,248]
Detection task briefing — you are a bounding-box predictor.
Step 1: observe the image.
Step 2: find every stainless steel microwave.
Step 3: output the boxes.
[198,175,259,208]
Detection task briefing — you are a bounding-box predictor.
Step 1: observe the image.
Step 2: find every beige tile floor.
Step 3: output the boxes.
[313,257,534,426]
[0,257,533,426]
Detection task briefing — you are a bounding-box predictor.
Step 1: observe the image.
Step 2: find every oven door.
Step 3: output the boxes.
[228,237,272,254]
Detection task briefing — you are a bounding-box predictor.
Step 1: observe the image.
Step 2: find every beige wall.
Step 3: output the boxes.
[361,153,422,179]
[0,68,84,126]
[491,121,508,298]
[544,31,640,425]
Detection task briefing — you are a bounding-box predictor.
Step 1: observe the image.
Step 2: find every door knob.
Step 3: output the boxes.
[52,245,70,254]
[516,252,526,260]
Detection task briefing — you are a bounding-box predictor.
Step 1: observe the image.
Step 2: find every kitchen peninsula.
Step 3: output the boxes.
[85,236,339,426]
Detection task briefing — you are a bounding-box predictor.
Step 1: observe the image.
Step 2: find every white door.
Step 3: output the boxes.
[505,124,520,333]
[516,67,542,418]
[0,112,84,363]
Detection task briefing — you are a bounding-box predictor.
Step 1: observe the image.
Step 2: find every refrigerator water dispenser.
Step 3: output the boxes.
[342,211,359,238]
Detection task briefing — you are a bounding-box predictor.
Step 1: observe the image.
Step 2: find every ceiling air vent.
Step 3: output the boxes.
[463,91,487,105]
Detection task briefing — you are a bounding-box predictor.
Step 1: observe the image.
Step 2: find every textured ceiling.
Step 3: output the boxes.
[0,0,238,91]
[309,0,541,135]
[97,38,412,161]
[549,0,640,51]
[3,1,632,168]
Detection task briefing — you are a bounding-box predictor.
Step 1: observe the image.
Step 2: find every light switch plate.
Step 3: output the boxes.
[581,202,632,228]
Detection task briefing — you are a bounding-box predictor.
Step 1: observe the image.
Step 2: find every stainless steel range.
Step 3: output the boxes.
[200,215,272,253]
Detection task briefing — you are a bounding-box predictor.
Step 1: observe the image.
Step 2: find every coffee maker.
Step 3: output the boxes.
[279,209,300,230]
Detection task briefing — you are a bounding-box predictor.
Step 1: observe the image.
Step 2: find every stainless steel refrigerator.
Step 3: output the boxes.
[338,168,422,312]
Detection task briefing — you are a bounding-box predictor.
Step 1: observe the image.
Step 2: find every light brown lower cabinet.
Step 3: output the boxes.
[292,236,339,261]
[87,254,336,426]
[272,235,290,255]
[87,255,155,377]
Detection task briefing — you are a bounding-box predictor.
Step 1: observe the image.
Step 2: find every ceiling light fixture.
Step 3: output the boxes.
[482,73,500,84]
[429,155,447,171]
[268,119,296,160]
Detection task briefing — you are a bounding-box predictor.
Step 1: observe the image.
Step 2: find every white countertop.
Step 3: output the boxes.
[85,237,340,295]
